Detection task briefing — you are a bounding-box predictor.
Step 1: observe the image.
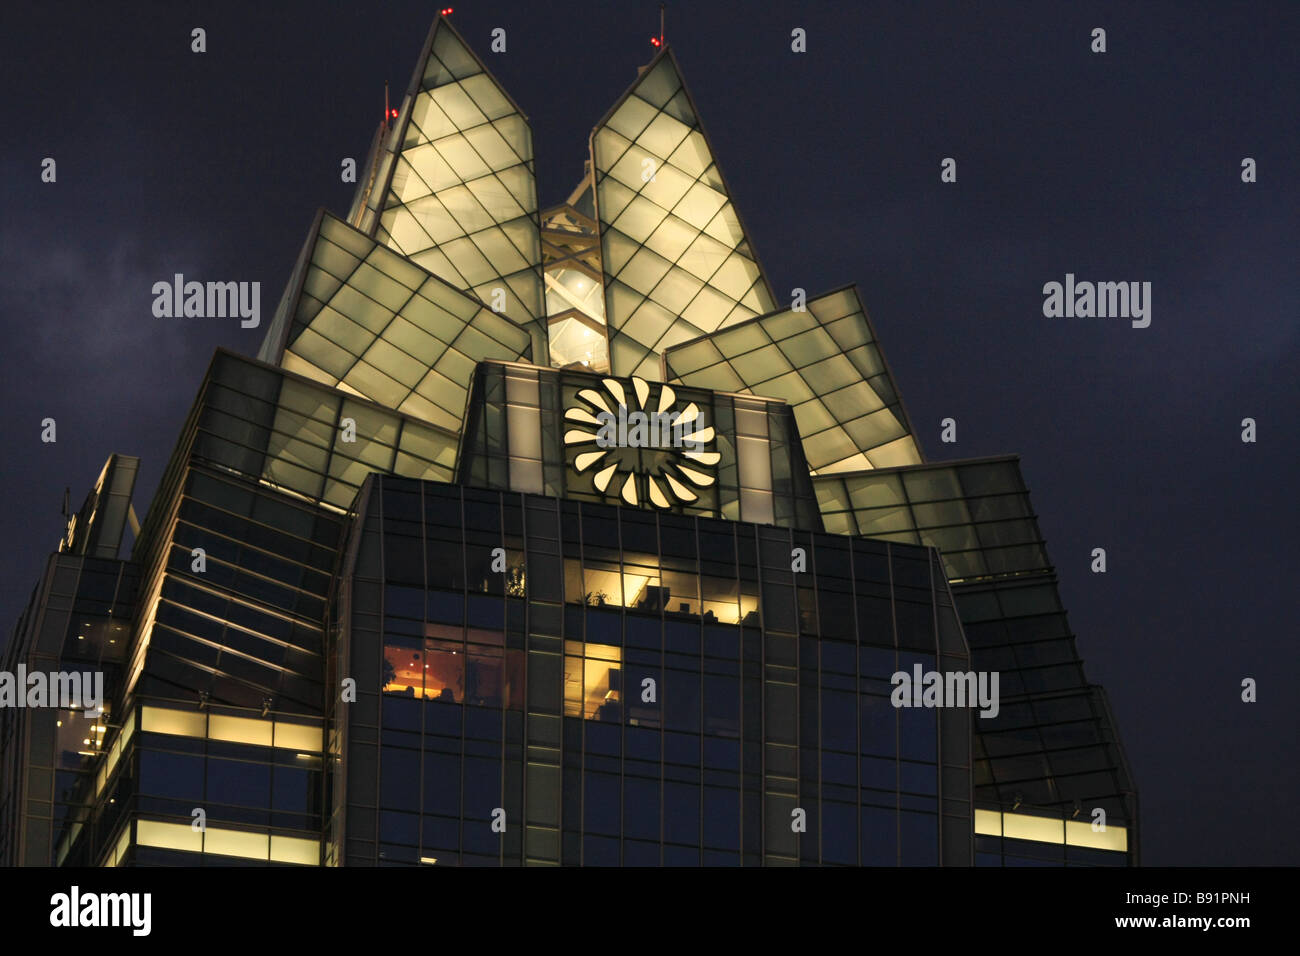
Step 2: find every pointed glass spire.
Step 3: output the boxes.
[359,17,545,358]
[590,48,777,379]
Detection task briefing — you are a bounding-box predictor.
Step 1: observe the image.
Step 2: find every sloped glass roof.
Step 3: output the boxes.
[591,49,776,380]
[664,286,922,474]
[810,457,1049,581]
[265,211,531,436]
[191,352,459,513]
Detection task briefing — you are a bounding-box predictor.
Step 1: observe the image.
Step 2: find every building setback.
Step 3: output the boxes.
[1,13,1136,867]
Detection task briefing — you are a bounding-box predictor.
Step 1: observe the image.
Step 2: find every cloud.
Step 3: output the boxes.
[0,224,225,410]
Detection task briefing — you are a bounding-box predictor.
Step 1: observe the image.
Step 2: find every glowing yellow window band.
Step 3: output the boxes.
[974,808,1128,852]
[133,820,319,865]
[139,705,322,752]
[98,705,322,800]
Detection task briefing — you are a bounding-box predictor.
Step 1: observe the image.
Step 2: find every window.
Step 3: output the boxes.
[466,643,524,709]
[562,641,623,721]
[383,635,464,701]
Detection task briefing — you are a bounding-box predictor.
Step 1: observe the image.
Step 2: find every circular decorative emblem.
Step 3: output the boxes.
[563,376,720,507]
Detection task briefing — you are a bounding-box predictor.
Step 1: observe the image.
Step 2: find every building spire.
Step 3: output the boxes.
[651,3,665,49]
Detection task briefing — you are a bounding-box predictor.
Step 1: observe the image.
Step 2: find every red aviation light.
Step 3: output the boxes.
[650,36,661,47]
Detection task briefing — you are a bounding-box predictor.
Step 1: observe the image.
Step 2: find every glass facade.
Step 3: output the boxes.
[76,702,323,868]
[327,476,972,865]
[1,12,1138,869]
[814,457,1138,864]
[60,454,140,560]
[0,551,136,866]
[458,361,823,528]
[24,350,477,866]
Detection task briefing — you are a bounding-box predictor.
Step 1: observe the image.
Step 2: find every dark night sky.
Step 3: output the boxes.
[2,1,1296,865]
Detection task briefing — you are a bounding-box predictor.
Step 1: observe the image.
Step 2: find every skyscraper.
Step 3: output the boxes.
[1,13,1136,867]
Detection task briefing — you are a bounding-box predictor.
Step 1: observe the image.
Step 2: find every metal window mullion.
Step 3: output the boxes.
[851,539,863,866]
[456,485,467,864]
[886,541,900,866]
[695,518,705,864]
[495,492,506,866]
[931,548,944,865]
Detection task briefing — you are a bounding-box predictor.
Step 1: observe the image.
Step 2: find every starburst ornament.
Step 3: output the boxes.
[563,377,721,508]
